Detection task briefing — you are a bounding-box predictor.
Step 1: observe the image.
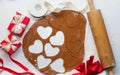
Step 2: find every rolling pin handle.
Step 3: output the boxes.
[88,0,95,10]
[108,68,114,75]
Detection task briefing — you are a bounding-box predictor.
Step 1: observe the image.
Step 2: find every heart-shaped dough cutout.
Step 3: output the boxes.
[37,26,52,39]
[50,58,65,73]
[37,55,51,69]
[50,31,64,46]
[44,43,60,57]
[29,40,43,54]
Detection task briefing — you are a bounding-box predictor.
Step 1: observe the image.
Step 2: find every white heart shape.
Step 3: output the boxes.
[29,40,43,54]
[37,55,51,69]
[37,26,52,39]
[50,31,64,46]
[50,58,65,73]
[44,43,60,57]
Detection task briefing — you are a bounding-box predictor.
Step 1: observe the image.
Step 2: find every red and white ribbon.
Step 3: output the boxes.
[8,12,30,36]
[0,34,21,55]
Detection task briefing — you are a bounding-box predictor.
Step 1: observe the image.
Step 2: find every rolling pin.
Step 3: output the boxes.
[87,0,115,75]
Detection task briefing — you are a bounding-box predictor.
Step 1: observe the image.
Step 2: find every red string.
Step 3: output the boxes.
[0,57,35,75]
[9,54,29,71]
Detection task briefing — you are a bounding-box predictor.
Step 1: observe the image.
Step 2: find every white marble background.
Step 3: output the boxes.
[0,0,120,75]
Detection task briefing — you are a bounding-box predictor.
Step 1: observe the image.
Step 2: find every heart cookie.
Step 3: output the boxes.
[44,43,60,57]
[50,31,64,46]
[37,55,51,69]
[22,10,86,74]
[37,26,52,39]
[50,58,65,73]
[29,40,43,54]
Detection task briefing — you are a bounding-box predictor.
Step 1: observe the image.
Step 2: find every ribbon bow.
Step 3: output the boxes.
[11,15,26,34]
[0,34,21,55]
[12,15,23,25]
[73,56,103,75]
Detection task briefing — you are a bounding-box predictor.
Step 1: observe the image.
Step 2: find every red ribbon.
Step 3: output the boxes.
[73,56,103,75]
[0,55,35,75]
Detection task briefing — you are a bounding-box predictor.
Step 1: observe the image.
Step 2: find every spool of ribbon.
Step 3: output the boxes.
[73,56,103,75]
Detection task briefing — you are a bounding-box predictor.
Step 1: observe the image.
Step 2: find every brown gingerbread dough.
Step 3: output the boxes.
[22,10,86,74]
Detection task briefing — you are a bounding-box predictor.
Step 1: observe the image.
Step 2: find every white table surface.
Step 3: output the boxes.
[0,0,120,75]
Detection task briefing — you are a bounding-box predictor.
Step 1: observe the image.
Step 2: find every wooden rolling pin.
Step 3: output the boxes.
[87,0,115,75]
